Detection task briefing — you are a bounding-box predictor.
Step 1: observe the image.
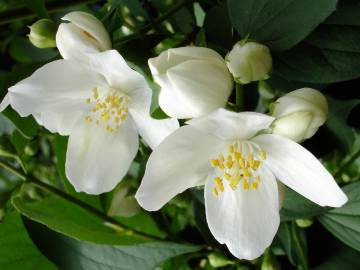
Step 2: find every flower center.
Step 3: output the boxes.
[210,141,267,196]
[84,87,129,133]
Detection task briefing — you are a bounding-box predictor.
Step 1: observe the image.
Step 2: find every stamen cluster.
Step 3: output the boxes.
[210,141,267,196]
[84,87,129,133]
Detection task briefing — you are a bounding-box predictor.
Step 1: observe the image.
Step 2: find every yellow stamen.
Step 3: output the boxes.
[259,150,267,160]
[212,187,219,196]
[215,177,224,192]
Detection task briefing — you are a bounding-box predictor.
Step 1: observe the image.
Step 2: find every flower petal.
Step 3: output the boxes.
[135,125,227,211]
[6,59,106,117]
[129,86,179,149]
[56,23,101,62]
[205,166,280,260]
[87,50,146,94]
[65,116,139,194]
[62,11,111,51]
[252,134,348,207]
[156,60,232,118]
[148,46,225,75]
[188,109,275,140]
[0,93,10,111]
[34,111,81,136]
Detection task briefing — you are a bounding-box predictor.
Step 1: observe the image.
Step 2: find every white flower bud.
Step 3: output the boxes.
[226,41,272,84]
[148,46,233,119]
[271,88,328,142]
[28,19,57,48]
[56,11,111,61]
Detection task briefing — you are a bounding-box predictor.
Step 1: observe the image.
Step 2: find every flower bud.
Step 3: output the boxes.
[226,41,272,84]
[28,19,57,48]
[56,11,111,61]
[148,46,233,119]
[271,88,328,142]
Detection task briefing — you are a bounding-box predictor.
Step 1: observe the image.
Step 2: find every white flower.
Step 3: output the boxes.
[271,88,328,142]
[0,50,179,194]
[226,41,272,84]
[148,46,233,119]
[135,109,347,260]
[56,11,111,62]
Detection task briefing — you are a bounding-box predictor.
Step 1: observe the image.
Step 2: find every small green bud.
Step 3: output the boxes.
[28,19,57,48]
[226,41,272,84]
[296,218,314,228]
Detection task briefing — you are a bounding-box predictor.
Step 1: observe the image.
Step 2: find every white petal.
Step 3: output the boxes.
[135,125,227,211]
[157,59,232,118]
[56,23,100,62]
[7,59,106,117]
[34,111,81,136]
[62,11,111,51]
[87,50,146,94]
[188,109,275,141]
[252,134,348,207]
[65,116,139,194]
[205,166,280,260]
[148,46,225,75]
[0,93,10,111]
[128,85,179,149]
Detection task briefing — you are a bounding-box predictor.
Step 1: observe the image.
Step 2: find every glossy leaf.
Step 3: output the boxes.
[27,219,201,270]
[0,212,57,270]
[12,192,148,245]
[228,0,337,51]
[318,182,360,252]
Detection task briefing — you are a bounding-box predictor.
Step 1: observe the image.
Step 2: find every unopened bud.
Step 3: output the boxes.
[226,41,272,84]
[271,88,328,142]
[28,19,57,48]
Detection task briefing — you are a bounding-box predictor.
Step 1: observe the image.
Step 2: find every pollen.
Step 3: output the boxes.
[209,141,267,196]
[84,87,129,133]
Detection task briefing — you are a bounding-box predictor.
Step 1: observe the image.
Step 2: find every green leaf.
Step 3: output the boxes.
[273,1,360,83]
[0,212,57,270]
[326,97,360,150]
[22,0,48,18]
[12,192,148,245]
[2,108,39,139]
[318,181,360,252]
[9,37,57,64]
[280,187,326,221]
[204,1,232,52]
[275,222,308,269]
[228,0,337,51]
[313,245,360,270]
[27,219,201,270]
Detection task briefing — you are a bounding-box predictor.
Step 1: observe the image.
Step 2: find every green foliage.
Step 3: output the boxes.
[228,0,337,51]
[27,219,201,270]
[318,182,360,252]
[12,191,148,245]
[0,0,359,269]
[0,212,57,270]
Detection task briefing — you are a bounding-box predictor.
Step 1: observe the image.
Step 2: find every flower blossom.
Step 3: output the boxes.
[136,109,347,259]
[0,50,179,194]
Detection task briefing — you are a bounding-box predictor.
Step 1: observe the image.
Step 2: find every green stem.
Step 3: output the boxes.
[235,83,245,112]
[0,159,162,241]
[113,0,194,46]
[0,159,26,180]
[334,148,360,179]
[0,0,99,25]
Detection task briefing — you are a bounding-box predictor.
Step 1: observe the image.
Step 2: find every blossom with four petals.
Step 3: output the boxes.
[0,50,178,194]
[136,109,347,259]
